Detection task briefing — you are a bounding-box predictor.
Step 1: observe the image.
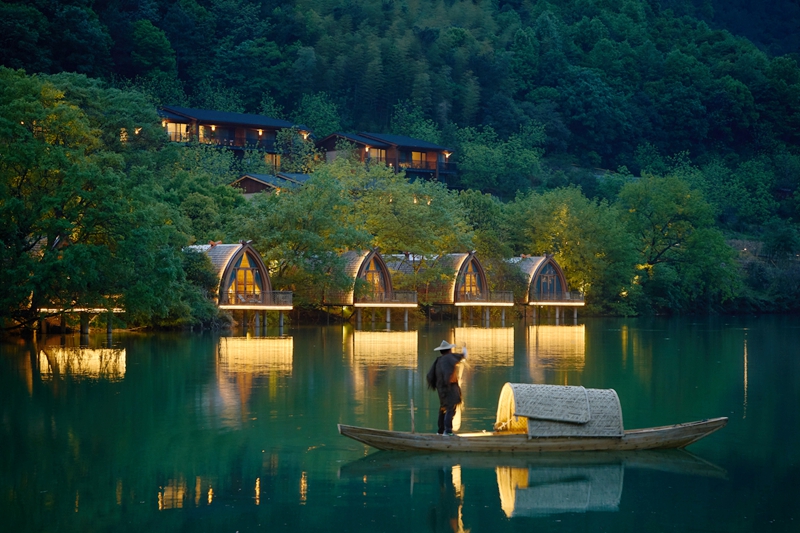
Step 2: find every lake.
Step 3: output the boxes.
[1,315,798,532]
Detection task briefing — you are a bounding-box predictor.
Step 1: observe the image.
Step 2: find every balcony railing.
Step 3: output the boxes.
[356,291,418,305]
[326,290,418,305]
[221,291,293,306]
[457,291,515,304]
[167,131,191,142]
[196,137,277,151]
[530,291,585,303]
[398,160,437,171]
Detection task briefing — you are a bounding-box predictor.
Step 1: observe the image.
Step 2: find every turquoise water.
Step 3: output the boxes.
[1,316,798,532]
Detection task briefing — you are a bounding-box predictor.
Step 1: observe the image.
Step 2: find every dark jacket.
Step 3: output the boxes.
[426,351,464,407]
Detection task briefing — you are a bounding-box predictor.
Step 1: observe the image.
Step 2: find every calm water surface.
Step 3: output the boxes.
[1,316,798,532]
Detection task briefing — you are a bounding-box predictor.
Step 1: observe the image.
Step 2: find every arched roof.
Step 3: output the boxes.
[382,252,489,305]
[508,255,574,304]
[325,249,394,306]
[187,242,274,307]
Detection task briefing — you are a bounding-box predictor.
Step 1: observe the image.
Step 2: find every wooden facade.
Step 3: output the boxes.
[159,106,309,171]
[188,241,292,311]
[316,132,456,182]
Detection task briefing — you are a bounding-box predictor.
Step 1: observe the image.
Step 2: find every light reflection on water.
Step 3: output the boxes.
[1,316,799,532]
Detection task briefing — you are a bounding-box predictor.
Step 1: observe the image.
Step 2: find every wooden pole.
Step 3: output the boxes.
[410,398,415,434]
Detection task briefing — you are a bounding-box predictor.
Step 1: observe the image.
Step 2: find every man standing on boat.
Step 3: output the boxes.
[426,340,468,436]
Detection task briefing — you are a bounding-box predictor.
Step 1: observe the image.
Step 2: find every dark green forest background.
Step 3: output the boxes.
[2,0,800,331]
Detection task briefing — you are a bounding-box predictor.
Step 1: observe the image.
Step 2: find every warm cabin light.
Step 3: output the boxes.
[344,328,418,369]
[211,125,216,131]
[444,151,452,159]
[454,327,513,366]
[258,129,263,136]
[527,325,586,375]
[413,196,418,204]
[134,127,142,135]
[299,472,308,503]
[217,337,293,375]
[162,120,167,127]
[300,130,310,139]
[38,347,126,380]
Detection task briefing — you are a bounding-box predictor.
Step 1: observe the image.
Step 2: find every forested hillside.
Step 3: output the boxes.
[2,0,799,169]
[2,0,799,330]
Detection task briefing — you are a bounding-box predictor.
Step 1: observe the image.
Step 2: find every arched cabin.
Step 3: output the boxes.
[509,255,584,321]
[385,252,513,321]
[324,249,417,325]
[188,241,292,316]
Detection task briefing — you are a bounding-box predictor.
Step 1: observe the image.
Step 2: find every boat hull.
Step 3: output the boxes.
[338,417,728,453]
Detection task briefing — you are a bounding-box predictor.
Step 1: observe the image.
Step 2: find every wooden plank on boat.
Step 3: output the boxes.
[337,417,728,453]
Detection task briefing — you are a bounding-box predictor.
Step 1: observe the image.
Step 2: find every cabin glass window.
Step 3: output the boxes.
[533,263,563,300]
[265,153,281,172]
[363,258,386,297]
[166,122,189,142]
[227,253,264,304]
[458,260,483,300]
[367,148,385,162]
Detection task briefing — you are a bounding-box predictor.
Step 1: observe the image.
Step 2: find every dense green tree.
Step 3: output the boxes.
[293,92,341,139]
[228,170,372,306]
[456,124,545,197]
[505,187,639,314]
[0,68,218,331]
[130,19,177,76]
[617,174,739,312]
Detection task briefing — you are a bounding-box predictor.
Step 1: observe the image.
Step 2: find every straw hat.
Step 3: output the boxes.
[433,340,456,352]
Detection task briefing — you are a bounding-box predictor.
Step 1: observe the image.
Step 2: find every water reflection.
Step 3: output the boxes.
[343,327,419,426]
[217,336,293,375]
[211,336,294,429]
[452,327,513,366]
[527,325,585,380]
[341,450,726,524]
[343,326,419,369]
[38,346,126,381]
[497,462,622,516]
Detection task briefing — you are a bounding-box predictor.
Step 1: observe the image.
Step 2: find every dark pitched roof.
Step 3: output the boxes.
[277,172,311,184]
[160,105,297,129]
[235,173,308,189]
[319,132,391,149]
[358,132,451,151]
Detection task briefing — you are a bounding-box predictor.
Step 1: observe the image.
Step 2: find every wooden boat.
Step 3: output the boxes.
[338,417,728,453]
[338,383,728,453]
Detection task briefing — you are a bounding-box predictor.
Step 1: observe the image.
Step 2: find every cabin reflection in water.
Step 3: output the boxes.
[496,463,623,517]
[343,327,419,369]
[217,336,293,375]
[38,346,126,381]
[527,325,586,379]
[452,327,514,366]
[343,327,419,423]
